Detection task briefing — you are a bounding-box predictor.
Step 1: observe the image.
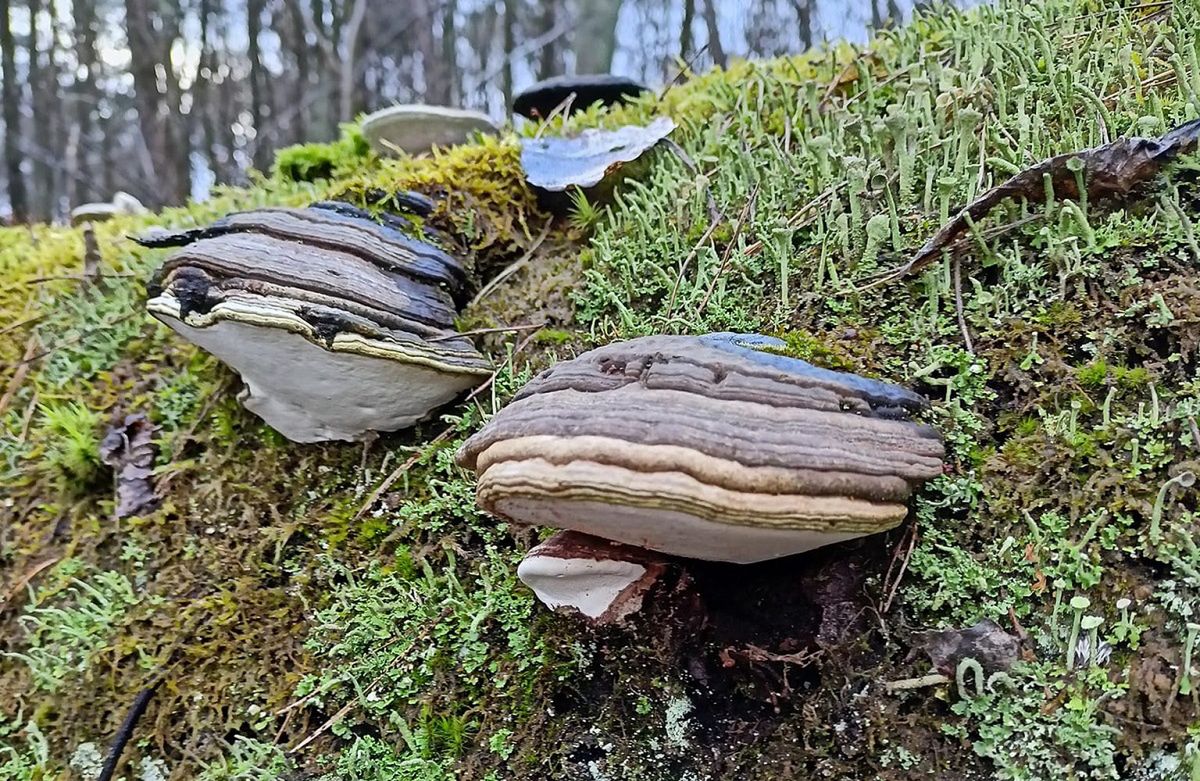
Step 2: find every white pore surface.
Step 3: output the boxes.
[495,496,866,564]
[361,105,498,156]
[153,304,477,442]
[517,554,647,618]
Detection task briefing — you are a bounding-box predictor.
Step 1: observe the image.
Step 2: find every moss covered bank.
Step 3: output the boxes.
[4,0,1200,778]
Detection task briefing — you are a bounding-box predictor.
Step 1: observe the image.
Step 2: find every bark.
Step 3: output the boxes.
[502,0,516,107]
[71,0,99,203]
[247,0,268,169]
[0,0,27,221]
[339,0,368,120]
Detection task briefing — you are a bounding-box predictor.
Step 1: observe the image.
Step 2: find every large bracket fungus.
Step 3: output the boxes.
[360,104,499,157]
[458,333,944,571]
[142,202,491,443]
[512,74,649,119]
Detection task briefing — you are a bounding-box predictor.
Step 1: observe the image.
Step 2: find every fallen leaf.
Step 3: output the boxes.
[99,413,161,519]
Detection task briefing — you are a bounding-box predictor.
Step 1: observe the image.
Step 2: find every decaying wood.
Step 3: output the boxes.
[873,118,1200,286]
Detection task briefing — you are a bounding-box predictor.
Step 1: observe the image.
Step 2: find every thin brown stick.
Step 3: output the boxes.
[0,314,43,336]
[427,323,545,343]
[0,312,140,372]
[953,255,975,354]
[23,273,136,285]
[0,335,40,417]
[468,220,553,308]
[664,213,722,321]
[0,556,61,615]
[696,184,760,314]
[882,523,919,614]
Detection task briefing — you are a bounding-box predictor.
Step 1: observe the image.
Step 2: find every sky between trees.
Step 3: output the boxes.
[0,0,941,223]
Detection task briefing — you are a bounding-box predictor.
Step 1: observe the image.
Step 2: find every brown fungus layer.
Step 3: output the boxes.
[458,333,944,563]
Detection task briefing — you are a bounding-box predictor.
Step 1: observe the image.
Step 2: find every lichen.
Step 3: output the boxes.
[4,0,1200,779]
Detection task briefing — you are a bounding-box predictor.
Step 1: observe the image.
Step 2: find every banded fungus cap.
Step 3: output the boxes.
[512,74,649,119]
[141,201,490,443]
[458,333,944,563]
[517,530,669,625]
[360,105,498,157]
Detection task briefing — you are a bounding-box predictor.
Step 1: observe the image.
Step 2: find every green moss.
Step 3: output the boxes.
[4,0,1200,778]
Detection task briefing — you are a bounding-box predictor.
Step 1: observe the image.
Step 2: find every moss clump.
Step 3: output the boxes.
[273,121,372,183]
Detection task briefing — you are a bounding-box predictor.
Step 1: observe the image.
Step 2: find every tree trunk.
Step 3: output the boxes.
[701,0,726,68]
[339,0,368,120]
[574,0,622,75]
[247,0,268,170]
[71,0,99,203]
[502,0,516,107]
[0,0,27,221]
[441,0,459,105]
[124,0,189,205]
[680,0,695,61]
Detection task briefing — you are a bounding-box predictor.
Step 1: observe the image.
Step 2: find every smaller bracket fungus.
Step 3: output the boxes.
[70,191,147,225]
[512,74,649,119]
[458,333,944,564]
[517,530,669,625]
[360,105,498,157]
[141,202,491,443]
[519,116,676,193]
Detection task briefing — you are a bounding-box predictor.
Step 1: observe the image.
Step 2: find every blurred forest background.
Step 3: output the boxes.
[0,0,947,222]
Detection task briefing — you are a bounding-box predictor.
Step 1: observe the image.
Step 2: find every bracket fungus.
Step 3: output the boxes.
[458,333,944,568]
[519,116,676,193]
[512,74,649,119]
[517,530,670,624]
[360,104,498,157]
[70,191,147,225]
[141,202,490,443]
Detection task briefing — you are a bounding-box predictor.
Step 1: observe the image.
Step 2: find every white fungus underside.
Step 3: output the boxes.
[516,555,648,619]
[149,294,481,443]
[496,494,867,563]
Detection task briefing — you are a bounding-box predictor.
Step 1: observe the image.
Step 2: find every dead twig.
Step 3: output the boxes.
[97,680,163,781]
[427,322,546,343]
[953,255,975,354]
[468,220,553,307]
[881,522,919,614]
[0,556,61,615]
[696,184,760,315]
[884,673,951,693]
[0,335,40,417]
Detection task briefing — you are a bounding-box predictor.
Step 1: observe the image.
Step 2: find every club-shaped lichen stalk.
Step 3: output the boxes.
[861,213,892,269]
[1080,615,1104,666]
[1067,595,1091,670]
[1150,470,1197,544]
[1182,622,1200,696]
[956,657,985,699]
[1066,155,1088,214]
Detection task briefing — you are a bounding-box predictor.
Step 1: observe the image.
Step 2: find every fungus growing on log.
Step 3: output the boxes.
[70,191,147,225]
[458,333,944,565]
[517,530,670,624]
[512,74,649,119]
[141,202,490,443]
[519,116,676,193]
[360,105,498,157]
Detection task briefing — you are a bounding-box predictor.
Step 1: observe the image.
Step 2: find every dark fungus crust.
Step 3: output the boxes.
[513,74,649,119]
[138,201,470,306]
